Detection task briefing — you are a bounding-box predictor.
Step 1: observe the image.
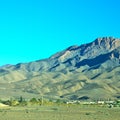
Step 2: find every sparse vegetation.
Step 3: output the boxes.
[0,96,120,120]
[0,103,120,120]
[0,37,120,119]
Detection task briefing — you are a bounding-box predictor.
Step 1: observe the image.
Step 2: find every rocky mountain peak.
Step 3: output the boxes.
[94,37,120,50]
[49,37,120,67]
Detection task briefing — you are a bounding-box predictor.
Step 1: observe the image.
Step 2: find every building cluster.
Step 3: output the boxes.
[66,100,120,107]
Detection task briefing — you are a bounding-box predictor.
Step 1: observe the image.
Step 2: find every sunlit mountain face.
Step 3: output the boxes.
[0,37,120,100]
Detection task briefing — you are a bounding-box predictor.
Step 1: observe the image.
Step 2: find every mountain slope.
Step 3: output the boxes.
[0,37,120,100]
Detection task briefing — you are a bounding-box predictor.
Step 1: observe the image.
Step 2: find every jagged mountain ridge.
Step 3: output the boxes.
[2,37,120,72]
[0,37,120,100]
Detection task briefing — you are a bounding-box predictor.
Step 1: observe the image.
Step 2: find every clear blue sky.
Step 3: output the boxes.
[0,0,120,65]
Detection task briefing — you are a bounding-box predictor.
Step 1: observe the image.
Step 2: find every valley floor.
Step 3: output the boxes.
[0,105,120,120]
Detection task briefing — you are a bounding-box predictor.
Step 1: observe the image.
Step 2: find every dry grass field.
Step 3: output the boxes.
[0,105,120,120]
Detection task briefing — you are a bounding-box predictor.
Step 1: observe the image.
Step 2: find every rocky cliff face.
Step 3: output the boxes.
[0,37,120,100]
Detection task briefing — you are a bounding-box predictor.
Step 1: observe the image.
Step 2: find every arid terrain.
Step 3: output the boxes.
[0,37,120,101]
[0,37,120,120]
[0,105,120,120]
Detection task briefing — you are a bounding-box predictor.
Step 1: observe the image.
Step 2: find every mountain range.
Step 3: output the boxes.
[0,36,120,101]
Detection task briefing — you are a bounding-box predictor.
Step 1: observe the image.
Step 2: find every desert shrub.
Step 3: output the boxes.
[10,100,19,106]
[85,112,91,115]
[29,98,38,105]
